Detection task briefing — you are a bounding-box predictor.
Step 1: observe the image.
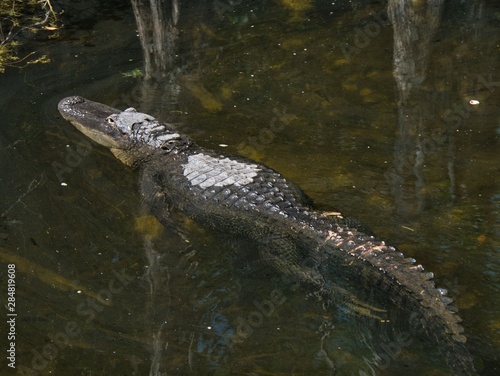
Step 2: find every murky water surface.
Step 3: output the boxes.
[0,0,498,375]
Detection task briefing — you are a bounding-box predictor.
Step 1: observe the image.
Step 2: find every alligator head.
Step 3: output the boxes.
[58,96,191,166]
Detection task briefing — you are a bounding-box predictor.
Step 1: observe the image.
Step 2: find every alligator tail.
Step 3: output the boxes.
[317,226,477,375]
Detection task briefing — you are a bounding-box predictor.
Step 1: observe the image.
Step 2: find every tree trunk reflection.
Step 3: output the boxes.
[386,0,444,216]
[129,0,180,113]
[131,0,179,81]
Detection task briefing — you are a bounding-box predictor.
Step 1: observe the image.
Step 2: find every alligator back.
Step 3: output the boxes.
[140,146,476,375]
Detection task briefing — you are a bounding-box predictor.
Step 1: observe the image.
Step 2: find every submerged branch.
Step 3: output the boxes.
[0,0,60,73]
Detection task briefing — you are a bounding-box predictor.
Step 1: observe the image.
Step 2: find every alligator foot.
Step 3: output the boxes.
[323,284,387,321]
[343,301,387,321]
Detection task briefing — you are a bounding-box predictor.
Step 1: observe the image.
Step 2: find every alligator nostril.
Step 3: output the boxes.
[68,96,85,105]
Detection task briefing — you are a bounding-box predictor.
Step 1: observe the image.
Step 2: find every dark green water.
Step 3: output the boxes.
[0,0,498,375]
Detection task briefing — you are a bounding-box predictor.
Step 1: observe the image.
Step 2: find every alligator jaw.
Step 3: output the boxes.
[58,96,129,149]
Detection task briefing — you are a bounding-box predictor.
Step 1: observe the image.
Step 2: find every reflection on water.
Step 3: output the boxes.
[0,0,498,375]
[386,0,444,216]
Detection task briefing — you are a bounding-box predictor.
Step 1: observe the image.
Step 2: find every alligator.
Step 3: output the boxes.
[58,96,476,375]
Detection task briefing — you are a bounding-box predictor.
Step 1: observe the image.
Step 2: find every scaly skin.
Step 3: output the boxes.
[58,96,476,375]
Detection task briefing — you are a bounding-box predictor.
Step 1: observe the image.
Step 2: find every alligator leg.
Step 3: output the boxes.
[139,168,199,242]
[257,232,386,321]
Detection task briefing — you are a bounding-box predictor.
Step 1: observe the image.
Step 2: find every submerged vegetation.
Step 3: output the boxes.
[0,0,59,73]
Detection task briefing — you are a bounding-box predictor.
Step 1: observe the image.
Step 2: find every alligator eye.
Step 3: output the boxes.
[161,140,176,150]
